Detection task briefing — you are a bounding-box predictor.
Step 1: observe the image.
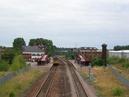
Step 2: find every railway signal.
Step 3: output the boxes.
[102,44,107,67]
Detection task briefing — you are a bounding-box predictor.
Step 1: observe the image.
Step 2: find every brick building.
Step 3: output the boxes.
[76,47,102,65]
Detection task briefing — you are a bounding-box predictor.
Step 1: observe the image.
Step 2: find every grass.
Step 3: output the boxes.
[0,71,6,77]
[0,69,43,97]
[108,56,129,80]
[113,64,129,80]
[79,66,129,97]
[112,87,124,96]
[108,57,129,68]
[93,67,129,97]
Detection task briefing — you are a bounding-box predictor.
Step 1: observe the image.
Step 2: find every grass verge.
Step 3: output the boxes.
[0,69,43,97]
[79,66,129,97]
[0,71,6,77]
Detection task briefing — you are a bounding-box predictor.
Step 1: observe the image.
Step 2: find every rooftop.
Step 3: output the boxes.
[109,50,129,53]
[22,46,45,52]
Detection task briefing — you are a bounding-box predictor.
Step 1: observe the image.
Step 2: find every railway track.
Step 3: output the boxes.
[27,57,96,97]
[35,62,71,97]
[36,66,58,97]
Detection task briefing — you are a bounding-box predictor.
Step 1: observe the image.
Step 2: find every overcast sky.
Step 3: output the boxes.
[0,0,129,48]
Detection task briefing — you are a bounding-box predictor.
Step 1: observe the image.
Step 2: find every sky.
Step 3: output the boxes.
[0,0,129,48]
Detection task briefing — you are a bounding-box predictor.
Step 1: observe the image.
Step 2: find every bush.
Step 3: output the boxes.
[122,62,129,68]
[118,58,127,63]
[10,55,26,71]
[9,91,15,97]
[112,87,124,96]
[1,48,15,64]
[107,57,120,64]
[92,57,103,66]
[0,61,9,71]
[108,56,129,68]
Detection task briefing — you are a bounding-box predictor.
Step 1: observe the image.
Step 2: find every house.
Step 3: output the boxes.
[22,46,46,62]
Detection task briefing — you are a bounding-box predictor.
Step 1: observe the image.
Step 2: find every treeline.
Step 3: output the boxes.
[0,37,56,71]
[13,37,56,56]
[55,48,75,59]
[29,38,56,56]
[114,45,129,50]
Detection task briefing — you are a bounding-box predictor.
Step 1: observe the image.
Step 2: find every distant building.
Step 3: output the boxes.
[22,46,46,62]
[76,47,102,65]
[109,50,129,58]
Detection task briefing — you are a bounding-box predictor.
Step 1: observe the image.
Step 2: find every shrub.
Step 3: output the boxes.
[0,60,9,71]
[118,58,127,63]
[92,57,103,66]
[10,55,26,71]
[112,87,124,96]
[122,62,129,68]
[9,91,15,97]
[1,49,15,64]
[107,57,120,64]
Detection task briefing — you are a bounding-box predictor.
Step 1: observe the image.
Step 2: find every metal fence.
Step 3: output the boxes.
[0,65,30,86]
[108,64,129,88]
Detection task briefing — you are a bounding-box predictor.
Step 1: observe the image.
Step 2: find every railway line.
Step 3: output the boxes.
[63,60,88,97]
[26,57,96,97]
[35,61,71,97]
[36,66,57,97]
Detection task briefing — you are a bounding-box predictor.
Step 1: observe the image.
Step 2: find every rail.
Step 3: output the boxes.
[36,66,57,97]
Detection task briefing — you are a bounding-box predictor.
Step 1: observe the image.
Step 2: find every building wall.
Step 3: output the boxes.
[109,51,129,58]
[23,52,45,62]
[77,48,102,62]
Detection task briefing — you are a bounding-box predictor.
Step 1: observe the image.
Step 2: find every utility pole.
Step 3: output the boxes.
[102,44,107,67]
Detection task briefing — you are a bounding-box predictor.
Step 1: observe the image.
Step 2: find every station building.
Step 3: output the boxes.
[22,46,46,62]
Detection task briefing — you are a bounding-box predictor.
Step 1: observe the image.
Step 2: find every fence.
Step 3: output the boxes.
[0,65,30,86]
[108,64,129,88]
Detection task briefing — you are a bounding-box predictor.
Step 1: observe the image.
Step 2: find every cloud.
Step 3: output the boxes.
[0,0,129,48]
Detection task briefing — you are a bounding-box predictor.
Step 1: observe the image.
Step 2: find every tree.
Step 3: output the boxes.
[114,45,129,50]
[91,57,103,66]
[0,60,9,71]
[13,38,26,50]
[11,55,26,71]
[1,48,15,64]
[29,38,55,56]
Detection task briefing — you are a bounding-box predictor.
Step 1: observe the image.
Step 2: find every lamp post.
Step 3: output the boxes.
[102,44,107,67]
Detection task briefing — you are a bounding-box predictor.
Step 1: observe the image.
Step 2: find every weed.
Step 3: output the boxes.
[9,91,15,97]
[112,87,124,96]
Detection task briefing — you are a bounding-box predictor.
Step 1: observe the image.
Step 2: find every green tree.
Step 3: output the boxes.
[11,55,26,71]
[114,45,129,50]
[29,38,55,56]
[91,57,103,66]
[1,48,15,64]
[0,60,9,71]
[13,38,26,51]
